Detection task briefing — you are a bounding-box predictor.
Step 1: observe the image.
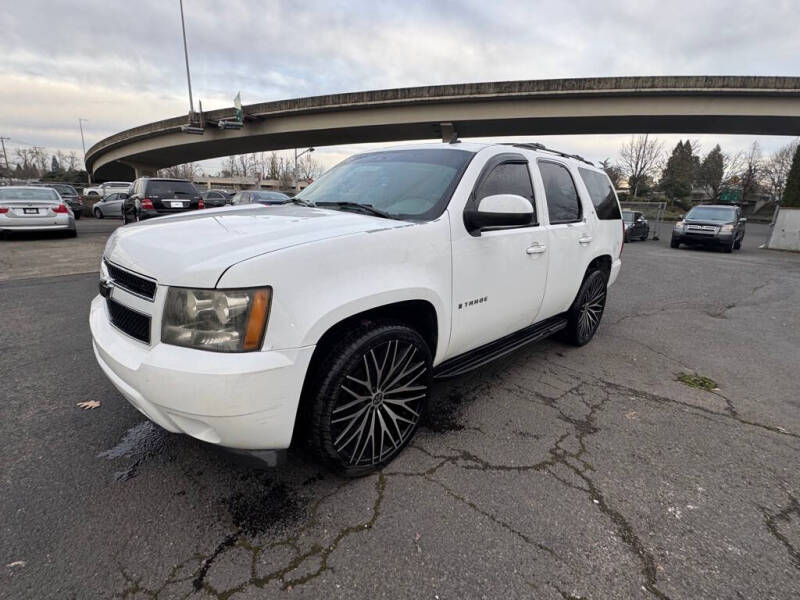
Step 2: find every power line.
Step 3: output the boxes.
[0,137,9,171]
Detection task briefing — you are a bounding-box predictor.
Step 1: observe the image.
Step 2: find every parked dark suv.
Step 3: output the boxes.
[671,204,746,253]
[622,209,649,241]
[37,183,83,218]
[123,178,203,223]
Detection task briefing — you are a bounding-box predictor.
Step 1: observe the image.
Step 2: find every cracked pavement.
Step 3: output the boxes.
[2,222,800,599]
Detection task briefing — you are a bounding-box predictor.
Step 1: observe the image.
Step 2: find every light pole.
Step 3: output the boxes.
[179,0,194,117]
[78,118,90,183]
[294,147,314,192]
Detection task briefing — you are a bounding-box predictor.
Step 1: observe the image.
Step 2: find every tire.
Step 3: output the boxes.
[734,237,742,250]
[561,270,608,347]
[94,208,103,219]
[724,237,734,253]
[73,212,81,220]
[670,239,680,249]
[307,321,432,476]
[65,228,77,238]
[121,209,127,225]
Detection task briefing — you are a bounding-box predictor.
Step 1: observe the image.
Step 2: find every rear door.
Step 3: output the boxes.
[534,160,595,320]
[448,151,549,357]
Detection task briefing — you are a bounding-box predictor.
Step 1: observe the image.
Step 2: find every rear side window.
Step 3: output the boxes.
[475,162,536,221]
[539,161,581,224]
[145,181,198,196]
[578,168,621,220]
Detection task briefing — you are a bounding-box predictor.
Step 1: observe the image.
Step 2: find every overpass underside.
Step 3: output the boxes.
[86,77,800,180]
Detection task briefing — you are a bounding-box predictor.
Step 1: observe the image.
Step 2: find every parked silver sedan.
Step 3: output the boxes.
[92,192,127,218]
[0,186,77,237]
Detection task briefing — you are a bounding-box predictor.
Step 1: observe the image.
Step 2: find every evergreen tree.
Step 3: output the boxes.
[660,140,697,200]
[782,144,800,207]
[698,145,724,200]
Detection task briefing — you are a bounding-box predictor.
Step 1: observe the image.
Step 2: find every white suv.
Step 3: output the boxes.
[90,142,623,475]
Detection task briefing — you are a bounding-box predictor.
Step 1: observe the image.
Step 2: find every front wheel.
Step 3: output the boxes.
[734,237,742,250]
[670,239,680,249]
[307,322,432,476]
[561,270,608,346]
[94,208,103,219]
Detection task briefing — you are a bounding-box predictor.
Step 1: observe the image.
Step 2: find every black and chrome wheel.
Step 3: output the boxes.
[562,270,608,346]
[307,322,431,476]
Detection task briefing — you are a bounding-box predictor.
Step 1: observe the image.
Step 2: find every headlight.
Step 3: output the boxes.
[673,220,684,231]
[719,224,734,233]
[161,287,271,352]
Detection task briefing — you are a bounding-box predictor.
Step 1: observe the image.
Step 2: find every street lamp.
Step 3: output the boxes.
[294,147,315,191]
[179,0,194,117]
[78,118,90,183]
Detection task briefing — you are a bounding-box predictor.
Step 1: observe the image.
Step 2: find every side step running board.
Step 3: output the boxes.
[433,315,568,379]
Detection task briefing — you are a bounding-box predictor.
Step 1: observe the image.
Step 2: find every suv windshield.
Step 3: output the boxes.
[687,206,736,221]
[146,180,197,197]
[296,148,473,220]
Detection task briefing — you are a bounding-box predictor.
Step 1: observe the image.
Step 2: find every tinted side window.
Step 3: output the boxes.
[475,162,536,224]
[539,162,581,224]
[578,168,621,220]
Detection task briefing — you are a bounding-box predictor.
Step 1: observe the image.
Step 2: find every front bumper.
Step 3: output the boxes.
[672,231,733,246]
[90,295,315,450]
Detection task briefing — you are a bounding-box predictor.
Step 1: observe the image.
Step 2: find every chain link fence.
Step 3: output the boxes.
[620,201,666,240]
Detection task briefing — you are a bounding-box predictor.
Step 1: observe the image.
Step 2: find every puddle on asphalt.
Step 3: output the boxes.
[98,421,167,481]
[223,473,307,536]
[422,390,466,432]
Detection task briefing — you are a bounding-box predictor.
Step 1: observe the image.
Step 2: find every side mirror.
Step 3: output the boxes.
[636,217,644,223]
[464,194,533,234]
[740,217,747,223]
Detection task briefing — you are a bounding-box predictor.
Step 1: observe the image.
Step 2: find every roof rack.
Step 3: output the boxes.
[505,142,595,166]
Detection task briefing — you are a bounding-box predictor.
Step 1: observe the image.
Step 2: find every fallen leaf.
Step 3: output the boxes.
[77,400,101,410]
[6,560,26,568]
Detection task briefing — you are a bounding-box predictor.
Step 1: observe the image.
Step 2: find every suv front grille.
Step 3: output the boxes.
[106,298,151,343]
[105,260,156,300]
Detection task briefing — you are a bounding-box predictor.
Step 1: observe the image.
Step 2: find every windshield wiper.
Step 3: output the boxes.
[316,201,394,220]
[289,197,316,207]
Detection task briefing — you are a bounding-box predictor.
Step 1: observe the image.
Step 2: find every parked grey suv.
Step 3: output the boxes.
[671,205,746,253]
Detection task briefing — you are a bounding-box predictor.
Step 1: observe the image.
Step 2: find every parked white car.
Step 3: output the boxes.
[83,181,131,197]
[90,143,623,474]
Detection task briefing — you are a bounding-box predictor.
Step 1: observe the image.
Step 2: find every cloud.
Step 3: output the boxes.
[1,0,798,172]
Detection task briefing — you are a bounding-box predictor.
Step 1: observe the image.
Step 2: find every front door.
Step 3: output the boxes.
[448,154,549,358]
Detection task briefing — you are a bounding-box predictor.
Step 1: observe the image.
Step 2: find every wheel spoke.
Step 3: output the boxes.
[335,405,370,449]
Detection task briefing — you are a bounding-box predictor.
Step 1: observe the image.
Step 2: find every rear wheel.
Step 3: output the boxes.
[94,208,103,219]
[562,270,608,346]
[307,321,432,476]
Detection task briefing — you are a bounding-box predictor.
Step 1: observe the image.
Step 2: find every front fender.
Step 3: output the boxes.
[216,216,453,363]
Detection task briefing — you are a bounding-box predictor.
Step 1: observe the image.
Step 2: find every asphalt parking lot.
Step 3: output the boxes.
[2,219,799,599]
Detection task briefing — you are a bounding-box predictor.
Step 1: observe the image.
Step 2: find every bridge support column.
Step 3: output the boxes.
[121,161,159,178]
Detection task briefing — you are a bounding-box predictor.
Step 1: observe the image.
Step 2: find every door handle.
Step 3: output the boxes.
[526,244,547,255]
[578,235,593,245]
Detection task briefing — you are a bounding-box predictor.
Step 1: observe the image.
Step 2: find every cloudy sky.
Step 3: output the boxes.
[1,0,798,173]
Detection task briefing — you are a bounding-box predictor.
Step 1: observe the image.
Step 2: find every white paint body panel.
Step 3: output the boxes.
[91,143,622,451]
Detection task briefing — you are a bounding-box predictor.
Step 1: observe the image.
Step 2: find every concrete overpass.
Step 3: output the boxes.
[86,76,800,181]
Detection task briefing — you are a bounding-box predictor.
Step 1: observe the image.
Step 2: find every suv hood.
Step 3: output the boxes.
[104,205,408,287]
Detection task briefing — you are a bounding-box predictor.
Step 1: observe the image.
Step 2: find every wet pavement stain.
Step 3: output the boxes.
[98,420,167,481]
[224,477,306,537]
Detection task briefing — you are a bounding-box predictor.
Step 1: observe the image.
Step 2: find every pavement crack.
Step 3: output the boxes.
[193,532,240,591]
[762,493,800,570]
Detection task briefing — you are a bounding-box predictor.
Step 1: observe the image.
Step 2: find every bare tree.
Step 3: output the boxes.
[738,141,762,201]
[763,138,800,199]
[297,155,323,181]
[65,151,80,171]
[158,163,199,180]
[618,135,664,197]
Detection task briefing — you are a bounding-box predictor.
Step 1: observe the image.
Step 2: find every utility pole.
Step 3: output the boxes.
[0,136,9,172]
[179,0,195,118]
[78,118,90,183]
